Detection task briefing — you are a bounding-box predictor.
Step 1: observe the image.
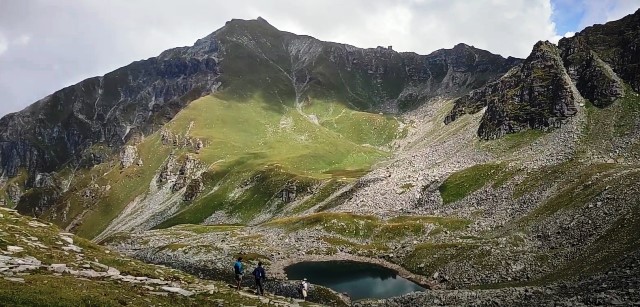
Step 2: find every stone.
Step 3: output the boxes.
[13,265,38,272]
[7,246,24,253]
[50,264,67,274]
[59,236,74,245]
[161,286,194,297]
[78,270,105,278]
[27,221,48,228]
[145,278,169,285]
[120,145,140,168]
[62,245,83,253]
[107,267,120,276]
[19,256,41,266]
[91,262,109,270]
[4,277,24,283]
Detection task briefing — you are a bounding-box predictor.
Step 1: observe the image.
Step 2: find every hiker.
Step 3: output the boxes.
[234,257,244,290]
[252,261,267,296]
[298,278,309,301]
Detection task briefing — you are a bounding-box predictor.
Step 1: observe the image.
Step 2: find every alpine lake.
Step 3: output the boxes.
[284,260,425,301]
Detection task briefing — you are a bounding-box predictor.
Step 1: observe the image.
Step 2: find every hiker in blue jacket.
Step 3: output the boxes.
[252,261,267,296]
[234,257,244,290]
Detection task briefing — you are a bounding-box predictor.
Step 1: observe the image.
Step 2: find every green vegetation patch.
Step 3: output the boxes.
[582,87,640,155]
[291,179,347,214]
[0,275,226,307]
[518,163,619,225]
[439,164,505,204]
[402,242,481,275]
[265,212,379,239]
[166,95,395,178]
[479,129,547,155]
[387,216,472,231]
[302,100,400,146]
[531,170,640,284]
[512,161,574,199]
[266,213,470,241]
[171,224,244,234]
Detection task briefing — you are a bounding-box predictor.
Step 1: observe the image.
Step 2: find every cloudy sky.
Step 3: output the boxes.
[0,0,638,117]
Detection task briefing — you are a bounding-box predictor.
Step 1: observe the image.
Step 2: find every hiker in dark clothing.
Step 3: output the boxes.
[234,257,244,290]
[252,261,267,296]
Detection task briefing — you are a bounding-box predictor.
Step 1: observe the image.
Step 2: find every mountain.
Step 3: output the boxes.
[0,17,518,238]
[446,10,640,139]
[2,9,640,306]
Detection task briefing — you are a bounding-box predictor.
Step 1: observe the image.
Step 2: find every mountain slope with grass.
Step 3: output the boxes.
[2,8,640,307]
[0,17,518,240]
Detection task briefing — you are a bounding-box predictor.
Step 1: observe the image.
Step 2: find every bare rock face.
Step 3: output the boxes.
[7,183,23,204]
[446,41,579,139]
[119,145,139,168]
[280,183,297,203]
[33,173,56,189]
[478,41,579,139]
[183,178,204,201]
[560,37,625,107]
[445,9,640,139]
[172,155,201,192]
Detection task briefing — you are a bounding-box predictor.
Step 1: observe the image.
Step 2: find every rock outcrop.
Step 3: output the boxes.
[445,9,640,138]
[446,41,579,139]
[119,145,139,168]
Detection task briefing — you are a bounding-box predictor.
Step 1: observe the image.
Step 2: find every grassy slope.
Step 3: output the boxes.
[166,94,394,177]
[438,164,506,204]
[0,208,276,306]
[40,134,172,239]
[51,92,402,236]
[265,212,471,241]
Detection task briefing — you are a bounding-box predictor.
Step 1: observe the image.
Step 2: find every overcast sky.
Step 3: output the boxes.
[0,0,638,117]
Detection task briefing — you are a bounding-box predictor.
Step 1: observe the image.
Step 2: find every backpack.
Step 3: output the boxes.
[252,267,263,279]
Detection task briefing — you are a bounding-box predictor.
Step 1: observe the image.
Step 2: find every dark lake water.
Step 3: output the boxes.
[284,260,425,300]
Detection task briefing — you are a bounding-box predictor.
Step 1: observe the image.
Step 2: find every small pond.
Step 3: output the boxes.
[284,260,425,300]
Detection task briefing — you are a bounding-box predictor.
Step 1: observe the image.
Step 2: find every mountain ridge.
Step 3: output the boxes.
[0,17,518,219]
[2,10,640,306]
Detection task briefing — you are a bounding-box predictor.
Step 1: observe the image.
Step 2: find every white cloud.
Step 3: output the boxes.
[549,31,576,44]
[14,34,30,45]
[579,0,639,29]
[0,33,7,56]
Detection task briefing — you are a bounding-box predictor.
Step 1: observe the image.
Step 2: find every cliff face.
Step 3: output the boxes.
[446,9,640,139]
[0,56,220,181]
[445,41,580,139]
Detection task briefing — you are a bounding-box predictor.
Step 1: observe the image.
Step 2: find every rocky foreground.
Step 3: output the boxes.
[0,207,344,306]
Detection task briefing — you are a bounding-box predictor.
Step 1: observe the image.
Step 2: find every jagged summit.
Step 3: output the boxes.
[445,7,640,139]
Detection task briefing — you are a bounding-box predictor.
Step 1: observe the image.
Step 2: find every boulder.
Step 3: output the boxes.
[161,286,194,296]
[49,264,67,274]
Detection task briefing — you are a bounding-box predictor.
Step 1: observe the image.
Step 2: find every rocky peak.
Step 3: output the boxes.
[446,40,579,139]
[445,8,640,139]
